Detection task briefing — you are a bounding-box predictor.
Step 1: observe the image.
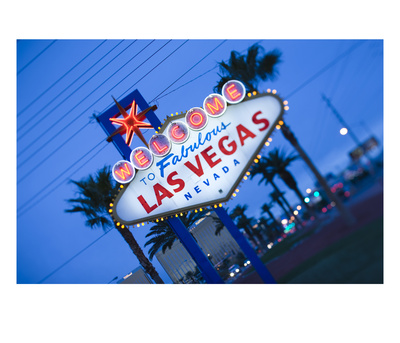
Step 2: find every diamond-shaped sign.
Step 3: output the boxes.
[112,89,284,226]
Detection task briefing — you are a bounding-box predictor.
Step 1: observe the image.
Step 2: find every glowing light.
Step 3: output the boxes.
[313,191,320,197]
[304,197,310,203]
[344,191,350,197]
[130,147,153,170]
[252,91,257,96]
[340,127,348,135]
[272,89,277,94]
[108,98,153,147]
[297,205,301,210]
[281,219,288,225]
[293,210,298,215]
[222,80,246,104]
[265,142,270,146]
[267,89,271,93]
[322,207,327,213]
[149,134,171,157]
[306,188,312,194]
[283,100,288,105]
[268,138,272,142]
[203,94,226,117]
[167,121,189,144]
[278,120,284,125]
[112,161,135,184]
[109,209,113,213]
[185,107,208,130]
[276,125,281,129]
[284,106,289,110]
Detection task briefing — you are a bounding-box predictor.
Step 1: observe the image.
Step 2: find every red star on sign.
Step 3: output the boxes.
[107,97,157,148]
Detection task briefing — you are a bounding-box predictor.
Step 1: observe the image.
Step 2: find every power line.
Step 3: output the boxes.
[17,40,57,75]
[112,40,189,105]
[150,40,264,102]
[37,227,114,283]
[17,40,107,117]
[18,139,107,215]
[18,40,131,142]
[285,41,365,99]
[149,40,226,103]
[18,121,92,183]
[17,40,158,167]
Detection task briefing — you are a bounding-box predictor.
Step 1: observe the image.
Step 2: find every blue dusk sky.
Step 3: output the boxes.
[3,2,400,341]
[16,38,384,284]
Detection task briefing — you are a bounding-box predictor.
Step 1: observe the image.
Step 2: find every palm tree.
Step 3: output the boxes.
[261,202,280,228]
[214,43,355,226]
[65,166,164,284]
[144,210,209,260]
[230,204,263,247]
[266,148,313,213]
[214,44,281,93]
[250,157,298,219]
[269,190,292,220]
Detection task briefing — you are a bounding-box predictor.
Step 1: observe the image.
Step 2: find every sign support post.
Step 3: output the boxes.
[97,89,224,284]
[214,207,276,284]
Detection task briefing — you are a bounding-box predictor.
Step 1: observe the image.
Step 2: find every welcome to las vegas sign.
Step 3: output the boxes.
[110,80,286,226]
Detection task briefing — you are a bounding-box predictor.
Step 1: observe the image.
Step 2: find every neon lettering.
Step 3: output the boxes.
[114,163,132,180]
[206,96,224,115]
[171,125,185,140]
[152,140,168,154]
[226,84,241,101]
[134,150,149,167]
[189,112,204,127]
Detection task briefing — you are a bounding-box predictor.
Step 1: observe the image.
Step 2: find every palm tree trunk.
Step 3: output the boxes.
[270,179,304,228]
[117,226,165,284]
[281,123,356,226]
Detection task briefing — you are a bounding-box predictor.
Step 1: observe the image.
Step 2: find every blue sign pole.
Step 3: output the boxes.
[214,207,276,284]
[97,89,223,284]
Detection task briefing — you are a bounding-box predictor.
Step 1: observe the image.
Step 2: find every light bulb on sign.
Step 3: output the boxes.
[340,127,348,135]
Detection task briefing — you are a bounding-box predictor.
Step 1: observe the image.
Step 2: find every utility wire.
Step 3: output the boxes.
[19,43,177,194]
[111,40,189,105]
[18,40,131,143]
[17,40,158,167]
[285,41,365,99]
[18,121,92,183]
[149,40,226,104]
[17,40,57,75]
[18,139,108,215]
[17,40,107,117]
[151,40,264,102]
[37,227,114,283]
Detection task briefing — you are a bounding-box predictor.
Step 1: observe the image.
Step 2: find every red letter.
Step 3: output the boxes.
[218,136,237,155]
[137,195,157,214]
[252,111,270,131]
[184,155,204,177]
[226,84,241,101]
[134,150,149,167]
[201,145,222,168]
[167,171,185,193]
[114,163,132,180]
[236,124,256,146]
[206,97,224,115]
[152,140,168,154]
[154,183,174,206]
